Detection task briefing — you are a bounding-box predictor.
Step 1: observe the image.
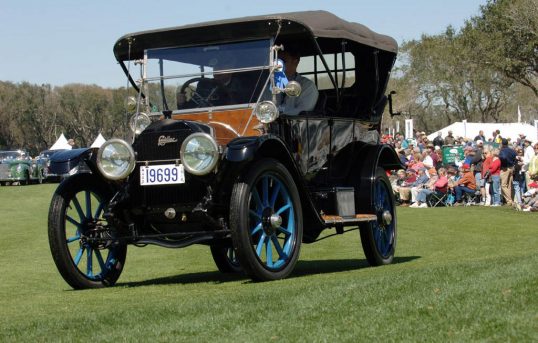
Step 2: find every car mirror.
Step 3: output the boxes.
[284,81,301,97]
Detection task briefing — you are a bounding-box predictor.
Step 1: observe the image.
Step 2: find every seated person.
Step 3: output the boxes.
[409,168,433,207]
[522,180,538,211]
[177,57,250,109]
[396,169,417,206]
[453,164,477,205]
[413,168,448,208]
[391,169,407,202]
[274,47,319,115]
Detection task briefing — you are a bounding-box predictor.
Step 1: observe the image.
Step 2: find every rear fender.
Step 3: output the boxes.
[350,143,403,213]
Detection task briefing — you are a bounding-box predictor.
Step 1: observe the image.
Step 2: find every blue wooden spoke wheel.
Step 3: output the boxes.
[210,245,242,273]
[48,173,127,289]
[360,168,397,266]
[230,158,302,281]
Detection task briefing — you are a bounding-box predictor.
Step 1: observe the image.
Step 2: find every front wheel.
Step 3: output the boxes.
[230,158,303,281]
[22,172,30,186]
[359,168,397,266]
[48,173,127,289]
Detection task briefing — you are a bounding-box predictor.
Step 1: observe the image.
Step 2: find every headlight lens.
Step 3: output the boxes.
[254,101,279,124]
[129,112,151,135]
[180,133,219,176]
[97,139,135,180]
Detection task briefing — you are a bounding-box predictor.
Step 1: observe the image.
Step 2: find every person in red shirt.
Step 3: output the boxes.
[489,148,502,206]
[454,164,476,205]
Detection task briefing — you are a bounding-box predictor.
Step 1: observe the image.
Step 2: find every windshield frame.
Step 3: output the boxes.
[140,39,273,115]
[0,151,26,161]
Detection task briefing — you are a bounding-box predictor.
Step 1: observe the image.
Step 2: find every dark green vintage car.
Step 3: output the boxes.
[0,150,45,185]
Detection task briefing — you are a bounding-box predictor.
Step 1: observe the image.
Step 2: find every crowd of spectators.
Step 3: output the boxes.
[382,129,538,211]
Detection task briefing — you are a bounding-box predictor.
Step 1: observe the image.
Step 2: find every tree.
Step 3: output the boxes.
[462,0,538,97]
[390,27,512,134]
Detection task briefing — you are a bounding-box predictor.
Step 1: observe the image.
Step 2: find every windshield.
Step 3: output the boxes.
[144,40,271,112]
[0,151,25,161]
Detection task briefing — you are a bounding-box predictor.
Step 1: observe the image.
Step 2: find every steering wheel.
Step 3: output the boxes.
[178,77,229,108]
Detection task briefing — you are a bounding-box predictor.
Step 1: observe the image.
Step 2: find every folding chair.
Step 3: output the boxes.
[427,190,451,207]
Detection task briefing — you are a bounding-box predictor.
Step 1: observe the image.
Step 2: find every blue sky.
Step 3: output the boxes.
[0,0,486,88]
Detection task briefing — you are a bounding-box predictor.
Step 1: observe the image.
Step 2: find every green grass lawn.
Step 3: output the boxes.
[1,183,537,341]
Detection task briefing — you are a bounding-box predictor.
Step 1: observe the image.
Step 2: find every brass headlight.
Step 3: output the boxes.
[180,133,219,176]
[97,139,135,180]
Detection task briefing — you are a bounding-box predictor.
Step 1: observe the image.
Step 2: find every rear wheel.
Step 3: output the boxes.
[210,245,242,273]
[48,173,127,289]
[359,168,397,266]
[230,158,302,281]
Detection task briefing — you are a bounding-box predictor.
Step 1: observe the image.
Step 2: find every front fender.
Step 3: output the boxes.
[10,162,29,178]
[225,136,261,162]
[49,148,92,175]
[223,135,325,240]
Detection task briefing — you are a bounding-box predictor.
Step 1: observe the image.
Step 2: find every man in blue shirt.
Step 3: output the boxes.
[278,48,319,115]
[499,138,517,206]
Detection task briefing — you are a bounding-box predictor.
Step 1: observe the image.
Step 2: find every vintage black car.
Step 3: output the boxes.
[48,11,402,289]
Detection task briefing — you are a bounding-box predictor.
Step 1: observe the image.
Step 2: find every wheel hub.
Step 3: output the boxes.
[382,210,392,226]
[80,220,112,250]
[261,208,281,236]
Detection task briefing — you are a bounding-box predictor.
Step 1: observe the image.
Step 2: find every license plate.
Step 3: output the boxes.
[140,164,185,186]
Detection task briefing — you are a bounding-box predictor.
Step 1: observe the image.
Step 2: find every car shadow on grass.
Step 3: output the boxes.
[118,256,420,288]
[292,255,420,277]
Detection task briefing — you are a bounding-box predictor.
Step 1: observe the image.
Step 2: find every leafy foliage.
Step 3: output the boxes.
[0,82,131,154]
[463,0,538,97]
[386,0,537,133]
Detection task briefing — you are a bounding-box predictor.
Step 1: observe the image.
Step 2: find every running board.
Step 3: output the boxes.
[321,214,377,225]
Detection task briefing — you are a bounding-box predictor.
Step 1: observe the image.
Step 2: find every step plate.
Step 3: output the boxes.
[322,214,377,225]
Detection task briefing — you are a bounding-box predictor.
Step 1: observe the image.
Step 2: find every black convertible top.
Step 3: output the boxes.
[114,10,398,61]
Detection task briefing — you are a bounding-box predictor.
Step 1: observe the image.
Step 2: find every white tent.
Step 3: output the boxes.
[90,133,106,148]
[49,133,72,150]
[427,122,538,143]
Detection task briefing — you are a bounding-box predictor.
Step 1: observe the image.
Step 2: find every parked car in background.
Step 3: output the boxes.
[0,150,44,185]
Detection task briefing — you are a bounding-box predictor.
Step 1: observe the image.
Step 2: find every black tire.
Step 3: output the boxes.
[230,158,302,281]
[210,245,242,273]
[359,168,397,266]
[22,172,30,186]
[48,173,127,289]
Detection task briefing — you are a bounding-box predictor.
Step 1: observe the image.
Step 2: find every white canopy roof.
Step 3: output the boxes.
[49,133,72,150]
[90,133,106,148]
[427,122,538,144]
